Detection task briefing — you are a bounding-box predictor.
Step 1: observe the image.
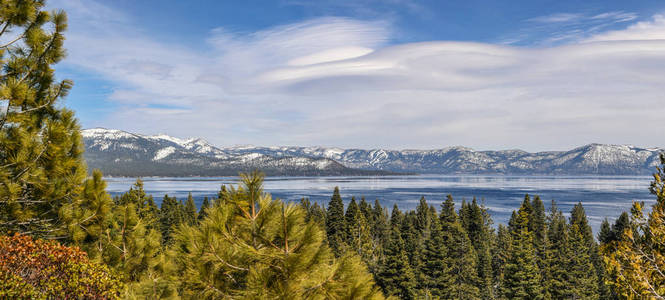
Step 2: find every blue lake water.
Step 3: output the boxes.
[105,175,655,233]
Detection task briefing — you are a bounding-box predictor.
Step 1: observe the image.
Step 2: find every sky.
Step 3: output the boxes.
[47,0,665,151]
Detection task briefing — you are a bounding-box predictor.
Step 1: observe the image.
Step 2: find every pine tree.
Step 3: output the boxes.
[345,197,360,242]
[124,179,159,222]
[0,2,81,239]
[463,197,495,299]
[492,224,511,296]
[159,195,184,245]
[440,194,456,226]
[300,197,326,227]
[372,199,390,249]
[502,202,544,299]
[350,205,377,274]
[401,211,421,270]
[62,169,113,261]
[602,154,665,298]
[543,200,570,299]
[598,212,629,245]
[172,172,384,298]
[360,197,373,223]
[197,196,211,221]
[415,196,431,237]
[345,196,375,266]
[570,201,605,298]
[568,221,600,299]
[79,181,171,298]
[530,195,547,268]
[377,204,416,299]
[438,195,481,299]
[326,186,347,257]
[421,211,450,297]
[184,193,197,225]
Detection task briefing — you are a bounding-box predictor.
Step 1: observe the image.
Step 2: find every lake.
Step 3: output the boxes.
[105,175,655,232]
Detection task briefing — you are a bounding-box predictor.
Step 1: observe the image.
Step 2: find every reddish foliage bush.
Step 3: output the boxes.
[0,234,123,299]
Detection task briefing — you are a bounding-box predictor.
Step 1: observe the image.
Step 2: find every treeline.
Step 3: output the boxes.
[305,189,605,299]
[297,160,665,299]
[64,160,662,299]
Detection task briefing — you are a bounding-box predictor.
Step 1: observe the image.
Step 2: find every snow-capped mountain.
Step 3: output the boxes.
[227,144,663,175]
[81,128,664,176]
[81,128,380,176]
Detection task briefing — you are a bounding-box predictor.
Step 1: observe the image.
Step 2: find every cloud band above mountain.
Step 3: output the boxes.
[53,1,665,151]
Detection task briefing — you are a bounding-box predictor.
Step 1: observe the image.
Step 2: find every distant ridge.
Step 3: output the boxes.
[82,128,663,176]
[81,128,388,177]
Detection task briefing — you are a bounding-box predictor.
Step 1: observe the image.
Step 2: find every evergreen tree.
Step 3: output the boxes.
[197,196,211,221]
[440,194,456,226]
[492,224,511,296]
[184,192,197,225]
[571,201,606,298]
[568,221,600,299]
[300,197,326,226]
[502,202,544,299]
[598,212,629,245]
[172,172,384,299]
[360,197,373,223]
[126,179,159,222]
[415,196,431,237]
[372,199,390,248]
[438,196,481,299]
[543,200,570,299]
[63,170,113,261]
[401,211,421,270]
[350,205,377,274]
[463,197,495,299]
[0,1,81,239]
[421,210,450,297]
[377,204,416,299]
[159,195,184,245]
[602,154,665,298]
[530,195,547,269]
[345,197,360,242]
[78,181,172,298]
[326,186,347,257]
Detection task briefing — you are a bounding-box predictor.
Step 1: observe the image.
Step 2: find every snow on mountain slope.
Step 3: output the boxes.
[81,128,664,176]
[81,128,374,176]
[153,147,176,160]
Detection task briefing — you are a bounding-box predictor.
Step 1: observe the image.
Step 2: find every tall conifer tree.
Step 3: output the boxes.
[378,204,416,299]
[438,195,481,299]
[326,186,347,257]
[0,0,83,239]
[184,192,197,225]
[197,196,211,221]
[502,201,544,299]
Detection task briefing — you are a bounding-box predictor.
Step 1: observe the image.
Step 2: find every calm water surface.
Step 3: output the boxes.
[105,175,655,232]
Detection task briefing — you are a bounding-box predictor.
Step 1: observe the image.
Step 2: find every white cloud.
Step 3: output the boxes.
[528,13,583,23]
[52,1,665,151]
[587,14,665,42]
[513,11,640,45]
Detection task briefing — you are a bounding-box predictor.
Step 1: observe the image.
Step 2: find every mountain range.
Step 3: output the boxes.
[82,128,664,176]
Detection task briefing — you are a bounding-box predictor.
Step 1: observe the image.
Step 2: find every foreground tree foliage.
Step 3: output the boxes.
[0,0,84,239]
[0,233,122,299]
[172,171,385,299]
[602,153,665,299]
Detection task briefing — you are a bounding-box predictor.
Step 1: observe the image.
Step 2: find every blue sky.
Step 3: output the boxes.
[49,0,665,151]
